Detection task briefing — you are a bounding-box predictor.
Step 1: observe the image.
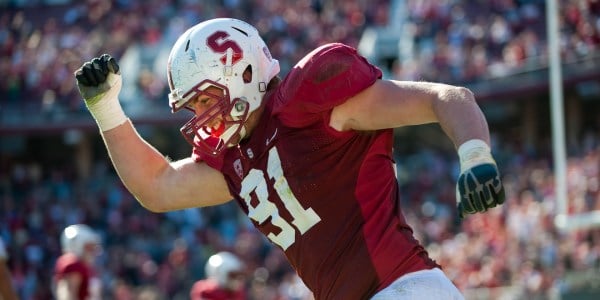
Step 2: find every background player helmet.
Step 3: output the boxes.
[60,224,100,257]
[167,18,280,156]
[205,251,245,288]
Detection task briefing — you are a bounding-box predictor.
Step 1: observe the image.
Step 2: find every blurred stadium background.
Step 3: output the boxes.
[1,0,599,299]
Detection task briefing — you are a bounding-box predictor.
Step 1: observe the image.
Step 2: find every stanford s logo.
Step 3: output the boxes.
[206,31,243,66]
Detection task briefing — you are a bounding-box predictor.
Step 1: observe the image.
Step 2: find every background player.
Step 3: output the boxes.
[190,251,247,300]
[74,18,504,299]
[53,224,103,300]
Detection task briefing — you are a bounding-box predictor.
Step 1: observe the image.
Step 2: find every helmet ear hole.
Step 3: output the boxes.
[242,65,252,83]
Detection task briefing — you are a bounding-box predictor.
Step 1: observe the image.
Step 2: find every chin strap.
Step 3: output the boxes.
[222,124,246,147]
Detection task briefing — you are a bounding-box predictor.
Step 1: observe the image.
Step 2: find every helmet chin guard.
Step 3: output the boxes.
[167,18,280,157]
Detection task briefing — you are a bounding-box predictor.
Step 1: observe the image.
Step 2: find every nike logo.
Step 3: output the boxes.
[266,128,278,145]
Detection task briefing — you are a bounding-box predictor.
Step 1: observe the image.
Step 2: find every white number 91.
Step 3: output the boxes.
[239,147,321,250]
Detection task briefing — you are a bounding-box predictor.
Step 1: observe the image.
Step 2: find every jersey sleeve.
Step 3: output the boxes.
[274,43,383,127]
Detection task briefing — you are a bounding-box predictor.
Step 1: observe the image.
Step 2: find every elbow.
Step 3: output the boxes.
[441,86,476,104]
[141,203,166,213]
[431,86,479,121]
[135,194,169,213]
[458,86,476,102]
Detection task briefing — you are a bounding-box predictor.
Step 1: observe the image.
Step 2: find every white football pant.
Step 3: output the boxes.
[370,268,465,300]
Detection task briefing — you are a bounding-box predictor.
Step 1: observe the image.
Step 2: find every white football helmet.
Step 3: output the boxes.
[167,18,280,156]
[205,251,245,288]
[60,224,100,257]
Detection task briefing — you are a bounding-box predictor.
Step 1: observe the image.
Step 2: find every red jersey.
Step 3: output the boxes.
[54,253,100,300]
[193,43,439,299]
[190,279,246,300]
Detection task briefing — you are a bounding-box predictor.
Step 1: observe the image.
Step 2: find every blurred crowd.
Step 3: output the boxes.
[2,131,599,299]
[393,0,600,83]
[2,0,598,118]
[397,130,600,299]
[0,0,389,119]
[1,0,600,299]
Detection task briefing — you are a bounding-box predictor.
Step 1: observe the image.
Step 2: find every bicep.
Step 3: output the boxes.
[330,79,489,148]
[330,79,453,131]
[150,158,233,212]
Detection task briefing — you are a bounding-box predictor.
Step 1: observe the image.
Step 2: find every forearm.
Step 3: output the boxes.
[75,54,232,211]
[432,86,490,148]
[100,119,172,211]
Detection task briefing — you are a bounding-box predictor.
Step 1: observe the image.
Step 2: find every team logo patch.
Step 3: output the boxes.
[233,159,243,178]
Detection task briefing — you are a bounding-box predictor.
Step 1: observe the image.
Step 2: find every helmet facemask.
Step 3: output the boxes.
[172,80,249,156]
[171,80,249,155]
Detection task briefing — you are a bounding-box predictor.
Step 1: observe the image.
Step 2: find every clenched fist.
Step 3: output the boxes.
[74,54,127,131]
[455,139,506,219]
[456,163,505,218]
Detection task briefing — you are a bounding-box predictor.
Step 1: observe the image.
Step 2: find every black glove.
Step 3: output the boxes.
[75,54,120,102]
[74,54,126,131]
[456,162,505,219]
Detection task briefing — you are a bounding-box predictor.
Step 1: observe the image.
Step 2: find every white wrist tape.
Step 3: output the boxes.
[87,99,127,131]
[458,139,496,172]
[86,73,128,132]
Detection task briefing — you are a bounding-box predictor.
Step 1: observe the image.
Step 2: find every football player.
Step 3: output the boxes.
[74,18,505,299]
[53,224,102,300]
[190,251,247,300]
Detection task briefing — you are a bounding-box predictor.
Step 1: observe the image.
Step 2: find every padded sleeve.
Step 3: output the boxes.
[275,43,383,127]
